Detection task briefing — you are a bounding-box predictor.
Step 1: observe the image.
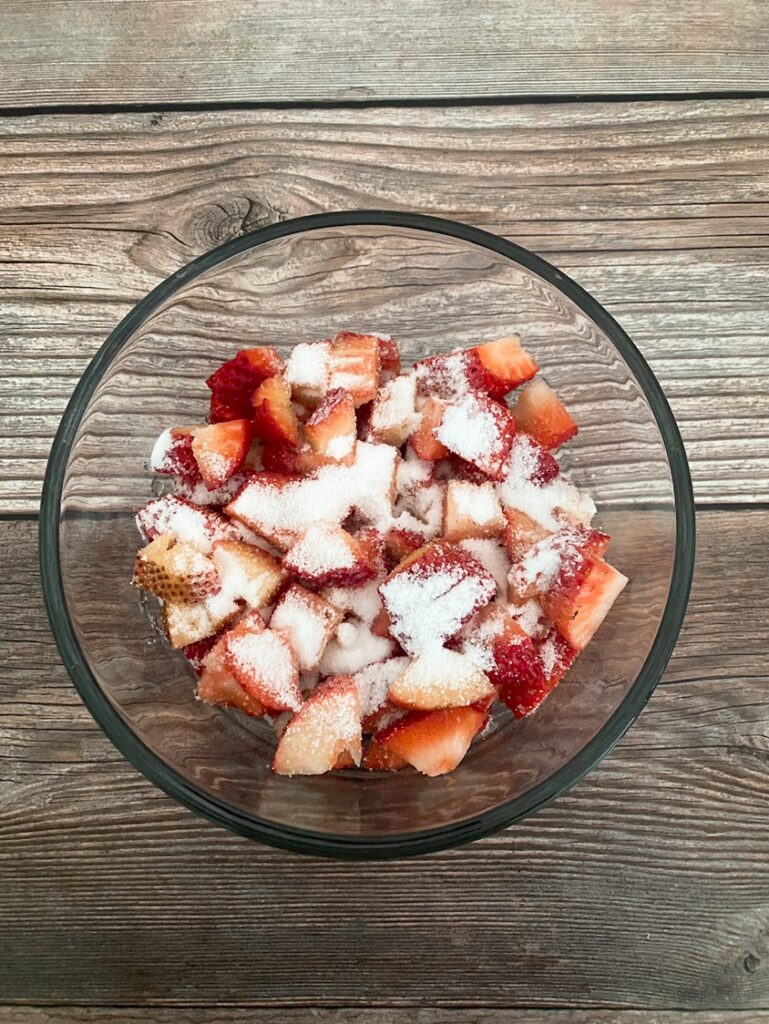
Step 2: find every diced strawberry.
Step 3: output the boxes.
[377,336,401,380]
[414,349,496,401]
[224,623,302,713]
[284,340,332,405]
[364,736,408,771]
[260,441,325,475]
[356,400,374,441]
[355,527,387,576]
[206,347,284,420]
[251,376,300,448]
[197,638,265,718]
[443,480,505,543]
[384,526,426,565]
[328,331,381,407]
[388,647,495,710]
[446,454,490,486]
[370,373,418,447]
[539,629,578,686]
[183,633,222,676]
[211,538,285,609]
[191,419,251,489]
[503,508,551,561]
[512,377,578,450]
[270,584,342,671]
[136,494,238,552]
[379,540,496,655]
[376,702,489,777]
[472,335,539,398]
[507,524,610,613]
[435,391,516,480]
[283,523,377,588]
[133,532,220,603]
[371,607,394,639]
[410,398,449,461]
[162,591,242,649]
[273,675,362,776]
[553,558,628,650]
[304,388,357,464]
[150,427,201,483]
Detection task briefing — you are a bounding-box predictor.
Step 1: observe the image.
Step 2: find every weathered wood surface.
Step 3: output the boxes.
[3,511,768,1008]
[2,0,769,108]
[2,1012,768,1024]
[1,101,768,513]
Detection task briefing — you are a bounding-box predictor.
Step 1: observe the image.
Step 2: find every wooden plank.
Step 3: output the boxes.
[2,0,768,107]
[2,1011,768,1024]
[2,510,768,1008]
[1,101,768,513]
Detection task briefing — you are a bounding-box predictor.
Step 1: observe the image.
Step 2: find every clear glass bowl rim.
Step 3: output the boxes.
[39,210,696,859]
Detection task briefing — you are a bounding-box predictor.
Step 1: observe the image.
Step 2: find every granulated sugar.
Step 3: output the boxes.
[508,598,546,638]
[270,587,339,671]
[451,480,501,525]
[457,538,510,596]
[284,524,356,576]
[507,526,590,599]
[319,620,394,675]
[225,630,301,712]
[435,393,498,463]
[285,341,331,395]
[322,580,382,625]
[389,645,493,708]
[137,495,237,553]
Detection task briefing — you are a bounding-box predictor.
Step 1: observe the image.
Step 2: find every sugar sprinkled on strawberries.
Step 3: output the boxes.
[319,619,394,675]
[225,630,301,712]
[353,657,409,718]
[457,538,510,596]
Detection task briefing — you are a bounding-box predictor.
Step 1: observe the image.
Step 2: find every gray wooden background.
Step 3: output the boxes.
[2,3,768,1022]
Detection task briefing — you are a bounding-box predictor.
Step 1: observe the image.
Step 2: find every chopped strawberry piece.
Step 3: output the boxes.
[223,623,302,713]
[211,538,285,609]
[273,675,362,776]
[150,427,201,483]
[269,584,342,671]
[305,388,357,463]
[364,736,408,771]
[260,441,325,475]
[370,606,394,639]
[354,527,387,576]
[191,419,251,489]
[370,373,418,447]
[376,702,489,777]
[414,349,496,401]
[206,347,284,420]
[283,523,377,588]
[379,540,496,655]
[435,391,516,480]
[284,340,332,405]
[162,592,242,649]
[553,558,628,650]
[472,335,539,398]
[446,454,490,485]
[512,377,578,449]
[251,376,300,448]
[183,633,221,676]
[410,398,449,461]
[328,331,381,407]
[136,494,238,552]
[507,524,610,615]
[133,532,220,603]
[384,526,426,565]
[377,336,401,380]
[503,508,551,562]
[443,480,505,543]
[197,638,265,718]
[388,646,495,710]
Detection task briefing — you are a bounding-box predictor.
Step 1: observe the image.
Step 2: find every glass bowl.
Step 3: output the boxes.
[40,211,695,859]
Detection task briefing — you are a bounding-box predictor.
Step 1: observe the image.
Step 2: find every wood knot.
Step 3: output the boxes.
[187,196,283,249]
[744,953,761,973]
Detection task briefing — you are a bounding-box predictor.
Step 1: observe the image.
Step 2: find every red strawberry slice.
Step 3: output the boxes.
[207,347,284,421]
[251,376,300,448]
[446,454,491,486]
[183,633,222,676]
[435,391,516,480]
[507,524,610,613]
[410,398,449,461]
[283,523,377,588]
[553,558,628,650]
[502,508,551,562]
[305,387,357,464]
[364,736,408,771]
[150,427,201,483]
[197,635,265,718]
[489,621,550,718]
[384,526,426,565]
[328,331,381,407]
[376,702,489,777]
[191,419,251,489]
[414,349,496,401]
[472,335,539,398]
[223,623,302,713]
[388,647,495,710]
[377,336,402,380]
[512,377,578,450]
[355,527,387,576]
[273,675,362,776]
[379,540,496,655]
[136,494,238,551]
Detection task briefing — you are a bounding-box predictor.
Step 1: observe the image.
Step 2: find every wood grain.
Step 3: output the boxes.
[3,510,768,1009]
[1,101,768,512]
[2,0,769,107]
[2,1012,768,1024]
